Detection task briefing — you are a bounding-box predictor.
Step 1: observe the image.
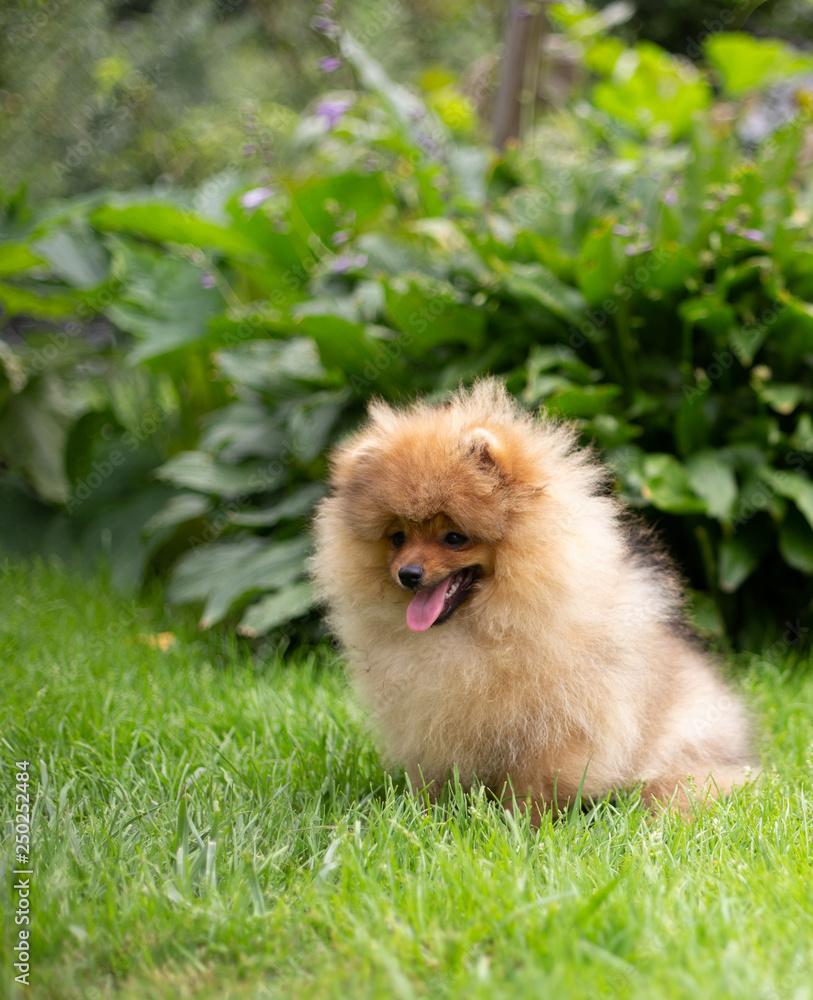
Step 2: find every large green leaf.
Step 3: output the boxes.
[577,222,625,306]
[296,313,402,389]
[500,262,589,326]
[0,283,77,319]
[762,469,813,530]
[143,493,212,535]
[384,278,485,351]
[718,536,759,593]
[167,536,266,604]
[548,384,621,418]
[230,483,326,527]
[215,339,326,395]
[779,506,813,574]
[92,203,262,257]
[640,453,705,514]
[686,451,738,521]
[153,451,271,498]
[106,248,222,364]
[198,537,311,628]
[0,379,71,503]
[0,244,46,277]
[705,33,813,96]
[593,42,711,141]
[755,383,805,415]
[237,582,315,637]
[34,228,109,288]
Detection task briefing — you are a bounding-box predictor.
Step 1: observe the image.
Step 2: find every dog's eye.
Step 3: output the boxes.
[390,531,406,548]
[443,532,468,547]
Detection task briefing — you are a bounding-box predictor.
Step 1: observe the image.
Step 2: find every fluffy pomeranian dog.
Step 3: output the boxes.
[312,380,756,819]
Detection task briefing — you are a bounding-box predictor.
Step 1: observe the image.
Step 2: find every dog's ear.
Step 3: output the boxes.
[330,438,380,486]
[463,427,505,478]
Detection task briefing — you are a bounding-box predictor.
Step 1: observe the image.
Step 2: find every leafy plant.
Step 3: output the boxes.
[4,21,813,644]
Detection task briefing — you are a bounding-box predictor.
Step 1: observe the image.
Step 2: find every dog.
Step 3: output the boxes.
[312,379,756,820]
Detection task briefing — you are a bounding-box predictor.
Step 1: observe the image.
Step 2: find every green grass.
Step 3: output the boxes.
[1,559,812,1000]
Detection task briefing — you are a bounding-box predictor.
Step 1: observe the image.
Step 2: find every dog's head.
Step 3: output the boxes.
[325,389,544,631]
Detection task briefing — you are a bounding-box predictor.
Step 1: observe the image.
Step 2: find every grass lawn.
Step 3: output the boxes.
[1,559,812,999]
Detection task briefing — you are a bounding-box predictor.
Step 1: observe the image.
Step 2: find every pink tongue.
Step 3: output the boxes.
[406,578,451,633]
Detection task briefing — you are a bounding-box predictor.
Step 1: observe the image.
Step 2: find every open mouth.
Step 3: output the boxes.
[405,566,480,633]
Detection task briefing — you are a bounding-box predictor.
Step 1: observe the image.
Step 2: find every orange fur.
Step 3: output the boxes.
[312,380,757,820]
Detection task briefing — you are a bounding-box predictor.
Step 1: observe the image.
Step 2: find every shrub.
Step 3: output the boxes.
[3,24,813,645]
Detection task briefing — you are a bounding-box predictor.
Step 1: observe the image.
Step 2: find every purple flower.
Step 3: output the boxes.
[742,228,766,243]
[239,185,275,210]
[319,56,342,72]
[724,222,737,234]
[312,16,339,38]
[331,253,368,274]
[315,98,352,130]
[331,229,351,245]
[612,225,632,237]
[663,187,678,206]
[200,274,216,289]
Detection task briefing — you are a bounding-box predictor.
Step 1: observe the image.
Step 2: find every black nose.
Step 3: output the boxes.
[398,564,424,588]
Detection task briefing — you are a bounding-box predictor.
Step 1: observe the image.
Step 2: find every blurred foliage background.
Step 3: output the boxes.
[3,0,813,652]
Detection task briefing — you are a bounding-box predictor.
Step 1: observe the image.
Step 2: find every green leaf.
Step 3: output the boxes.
[687,589,725,638]
[34,228,109,287]
[686,451,738,521]
[237,582,315,637]
[92,202,261,257]
[105,247,222,363]
[592,42,711,141]
[640,453,705,514]
[763,470,813,531]
[0,282,77,319]
[729,325,767,367]
[705,33,813,97]
[167,537,266,605]
[577,222,624,306]
[547,384,622,418]
[675,383,711,458]
[0,379,71,503]
[143,493,212,535]
[289,396,346,464]
[679,296,736,339]
[779,506,813,574]
[0,243,46,277]
[215,339,326,394]
[756,383,805,415]
[198,402,285,463]
[384,278,485,351]
[78,483,172,593]
[230,483,326,527]
[718,536,758,593]
[198,537,311,628]
[293,171,392,238]
[153,452,271,498]
[501,262,589,326]
[296,313,400,385]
